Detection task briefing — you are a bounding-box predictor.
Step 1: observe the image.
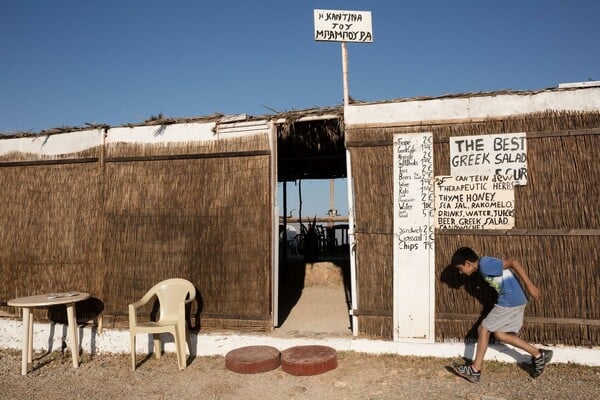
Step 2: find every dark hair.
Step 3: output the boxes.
[451,247,479,267]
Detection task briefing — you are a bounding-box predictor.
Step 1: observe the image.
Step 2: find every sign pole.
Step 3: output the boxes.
[341,41,349,106]
[314,9,372,106]
[313,8,372,337]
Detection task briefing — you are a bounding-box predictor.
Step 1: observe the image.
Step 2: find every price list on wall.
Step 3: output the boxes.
[392,132,435,340]
[393,132,434,252]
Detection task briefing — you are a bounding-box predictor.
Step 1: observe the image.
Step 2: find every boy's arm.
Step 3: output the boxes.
[503,259,541,300]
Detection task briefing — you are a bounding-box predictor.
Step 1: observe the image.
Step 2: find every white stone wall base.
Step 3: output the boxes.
[1,319,598,366]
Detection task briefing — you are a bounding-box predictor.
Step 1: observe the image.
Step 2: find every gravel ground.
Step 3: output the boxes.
[1,348,598,400]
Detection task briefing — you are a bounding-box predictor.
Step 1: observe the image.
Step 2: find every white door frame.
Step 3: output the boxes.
[345,148,359,335]
[270,121,279,327]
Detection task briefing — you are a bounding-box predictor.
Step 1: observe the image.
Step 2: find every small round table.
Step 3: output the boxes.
[7,292,91,375]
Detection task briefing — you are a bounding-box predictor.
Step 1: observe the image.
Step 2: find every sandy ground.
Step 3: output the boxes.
[273,259,353,338]
[1,348,599,400]
[274,285,352,337]
[2,262,599,399]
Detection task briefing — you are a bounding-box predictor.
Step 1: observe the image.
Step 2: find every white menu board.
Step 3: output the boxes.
[393,132,435,341]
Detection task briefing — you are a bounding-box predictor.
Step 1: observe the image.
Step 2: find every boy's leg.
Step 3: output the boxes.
[493,331,539,358]
[494,331,553,377]
[471,324,490,371]
[451,324,488,383]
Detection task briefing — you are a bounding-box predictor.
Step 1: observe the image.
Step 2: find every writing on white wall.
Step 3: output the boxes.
[434,174,515,230]
[449,132,527,185]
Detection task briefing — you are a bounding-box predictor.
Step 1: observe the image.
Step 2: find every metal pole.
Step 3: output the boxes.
[329,179,335,221]
[282,181,287,264]
[341,42,349,106]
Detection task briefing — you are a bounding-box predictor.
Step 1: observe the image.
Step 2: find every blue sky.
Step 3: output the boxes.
[1,1,599,216]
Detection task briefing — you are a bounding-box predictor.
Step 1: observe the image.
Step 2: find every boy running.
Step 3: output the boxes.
[450,247,553,382]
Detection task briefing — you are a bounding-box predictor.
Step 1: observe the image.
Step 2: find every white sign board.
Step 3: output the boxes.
[314,9,373,42]
[449,132,527,185]
[434,175,515,229]
[393,132,434,342]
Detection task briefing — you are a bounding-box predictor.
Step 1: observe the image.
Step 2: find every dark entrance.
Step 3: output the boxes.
[275,114,352,335]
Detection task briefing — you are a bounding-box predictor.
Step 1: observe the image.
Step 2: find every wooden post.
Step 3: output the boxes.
[282,182,288,264]
[329,179,335,227]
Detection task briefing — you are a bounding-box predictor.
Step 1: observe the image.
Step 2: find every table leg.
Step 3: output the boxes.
[66,303,79,368]
[28,312,33,363]
[20,308,31,375]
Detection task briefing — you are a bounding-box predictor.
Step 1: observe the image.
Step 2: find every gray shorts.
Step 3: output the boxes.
[481,304,526,333]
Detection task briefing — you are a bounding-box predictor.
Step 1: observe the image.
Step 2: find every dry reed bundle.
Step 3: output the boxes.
[347,110,600,342]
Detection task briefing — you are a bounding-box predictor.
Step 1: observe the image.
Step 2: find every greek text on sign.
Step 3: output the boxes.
[314,9,373,43]
[434,175,515,230]
[449,132,527,185]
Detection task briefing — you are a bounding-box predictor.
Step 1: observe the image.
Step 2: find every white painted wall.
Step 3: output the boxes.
[0,319,598,366]
[106,122,216,145]
[0,120,271,158]
[345,87,600,126]
[0,129,102,156]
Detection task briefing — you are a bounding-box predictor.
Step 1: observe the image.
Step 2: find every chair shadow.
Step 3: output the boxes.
[185,289,203,365]
[133,352,155,369]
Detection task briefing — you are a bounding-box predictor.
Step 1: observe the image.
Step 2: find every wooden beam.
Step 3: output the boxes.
[0,157,98,167]
[436,229,600,236]
[354,228,600,236]
[280,216,349,224]
[351,309,393,317]
[105,150,270,163]
[346,127,600,148]
[437,313,600,326]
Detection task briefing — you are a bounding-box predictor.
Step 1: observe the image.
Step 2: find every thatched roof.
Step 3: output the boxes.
[4,84,596,139]
[0,107,344,138]
[2,86,596,182]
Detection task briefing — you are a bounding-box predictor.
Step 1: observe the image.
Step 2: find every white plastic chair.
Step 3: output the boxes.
[128,278,196,371]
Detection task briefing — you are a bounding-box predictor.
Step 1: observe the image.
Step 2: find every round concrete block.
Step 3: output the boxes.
[225,345,281,374]
[281,345,337,376]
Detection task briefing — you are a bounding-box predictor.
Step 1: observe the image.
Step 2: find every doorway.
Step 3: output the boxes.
[273,116,353,336]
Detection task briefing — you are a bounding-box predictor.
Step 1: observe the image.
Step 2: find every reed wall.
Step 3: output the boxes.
[0,133,273,331]
[347,111,600,345]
